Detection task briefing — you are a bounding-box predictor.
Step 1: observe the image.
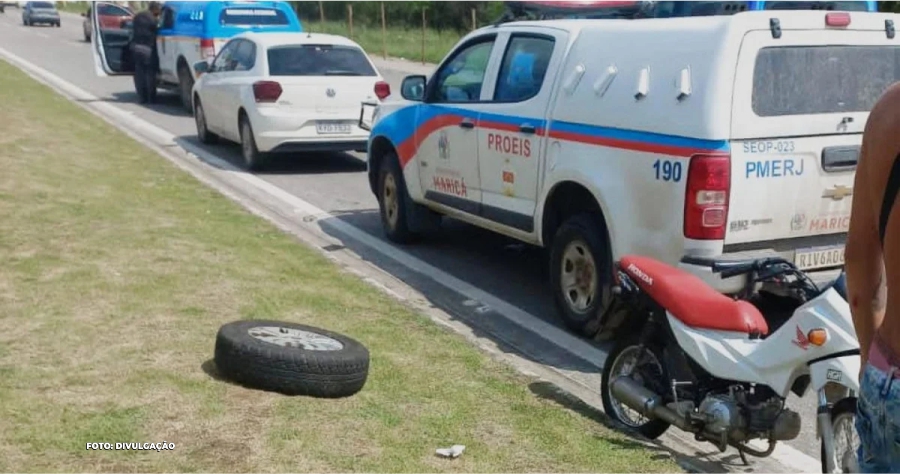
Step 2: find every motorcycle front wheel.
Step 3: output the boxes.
[601,337,671,439]
[821,397,860,473]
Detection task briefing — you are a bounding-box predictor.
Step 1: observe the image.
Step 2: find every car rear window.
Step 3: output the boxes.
[267,45,377,77]
[752,45,900,117]
[32,2,54,8]
[219,8,289,26]
[97,4,130,16]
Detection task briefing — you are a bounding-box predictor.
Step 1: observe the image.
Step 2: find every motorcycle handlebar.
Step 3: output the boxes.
[679,255,794,279]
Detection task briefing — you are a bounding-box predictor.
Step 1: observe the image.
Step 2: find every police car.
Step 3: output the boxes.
[361,9,895,335]
[90,1,302,114]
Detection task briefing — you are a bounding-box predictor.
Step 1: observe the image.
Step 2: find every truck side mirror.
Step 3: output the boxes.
[400,75,426,102]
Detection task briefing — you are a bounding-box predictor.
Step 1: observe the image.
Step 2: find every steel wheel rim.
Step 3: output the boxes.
[608,345,662,428]
[383,173,399,229]
[560,239,597,314]
[247,326,344,351]
[832,411,860,473]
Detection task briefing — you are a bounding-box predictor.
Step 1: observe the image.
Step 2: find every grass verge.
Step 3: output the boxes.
[0,59,677,472]
[306,20,460,64]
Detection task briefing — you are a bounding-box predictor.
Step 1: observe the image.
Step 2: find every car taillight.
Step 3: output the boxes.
[684,153,730,240]
[252,81,282,103]
[374,81,390,100]
[825,12,851,27]
[200,38,216,59]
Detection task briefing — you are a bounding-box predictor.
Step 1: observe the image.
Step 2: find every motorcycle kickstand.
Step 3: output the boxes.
[737,447,749,466]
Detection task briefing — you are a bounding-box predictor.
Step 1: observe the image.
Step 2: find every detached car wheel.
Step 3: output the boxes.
[214,320,370,398]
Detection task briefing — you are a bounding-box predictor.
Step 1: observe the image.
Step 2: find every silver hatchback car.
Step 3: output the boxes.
[22,1,59,27]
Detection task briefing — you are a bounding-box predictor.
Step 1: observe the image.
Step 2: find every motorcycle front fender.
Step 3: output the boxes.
[809,354,861,395]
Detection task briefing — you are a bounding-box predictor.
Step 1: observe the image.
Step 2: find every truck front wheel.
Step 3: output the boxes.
[378,153,417,244]
[549,213,613,336]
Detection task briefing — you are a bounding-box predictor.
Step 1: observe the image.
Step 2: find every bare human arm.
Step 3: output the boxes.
[845,106,889,371]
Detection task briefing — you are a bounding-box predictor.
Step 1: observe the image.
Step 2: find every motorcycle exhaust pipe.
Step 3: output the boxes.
[610,375,693,431]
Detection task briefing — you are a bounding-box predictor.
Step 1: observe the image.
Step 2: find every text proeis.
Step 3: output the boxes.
[487,133,531,158]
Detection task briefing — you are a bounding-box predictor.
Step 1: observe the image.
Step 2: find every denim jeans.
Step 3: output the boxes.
[857,340,900,472]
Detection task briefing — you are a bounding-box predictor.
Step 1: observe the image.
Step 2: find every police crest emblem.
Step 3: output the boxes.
[438,131,450,160]
[791,213,806,232]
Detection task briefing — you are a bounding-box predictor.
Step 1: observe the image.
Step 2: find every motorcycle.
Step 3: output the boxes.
[601,254,860,473]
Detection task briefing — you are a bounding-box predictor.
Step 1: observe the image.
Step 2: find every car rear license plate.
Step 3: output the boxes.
[795,245,844,271]
[315,121,352,135]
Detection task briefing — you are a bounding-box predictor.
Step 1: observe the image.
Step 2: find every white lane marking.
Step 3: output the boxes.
[0,44,821,472]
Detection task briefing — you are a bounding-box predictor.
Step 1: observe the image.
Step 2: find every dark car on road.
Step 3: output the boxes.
[22,1,60,27]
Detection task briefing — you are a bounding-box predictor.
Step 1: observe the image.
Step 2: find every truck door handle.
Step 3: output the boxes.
[520,124,536,134]
[459,120,475,129]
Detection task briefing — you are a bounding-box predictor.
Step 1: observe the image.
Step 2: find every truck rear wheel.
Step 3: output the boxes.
[178,63,194,115]
[549,213,613,336]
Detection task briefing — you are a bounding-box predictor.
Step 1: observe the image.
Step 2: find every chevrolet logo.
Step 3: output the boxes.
[823,185,853,201]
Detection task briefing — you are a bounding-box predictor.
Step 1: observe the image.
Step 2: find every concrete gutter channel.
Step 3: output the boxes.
[4,15,811,473]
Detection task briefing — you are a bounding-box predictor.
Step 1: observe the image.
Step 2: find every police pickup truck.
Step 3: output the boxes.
[91,1,302,113]
[361,9,896,336]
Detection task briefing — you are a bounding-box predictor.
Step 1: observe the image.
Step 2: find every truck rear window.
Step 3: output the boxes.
[267,45,377,77]
[219,8,289,26]
[752,45,900,117]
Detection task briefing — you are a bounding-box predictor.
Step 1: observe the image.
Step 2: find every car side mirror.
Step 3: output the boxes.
[193,60,210,75]
[401,75,426,102]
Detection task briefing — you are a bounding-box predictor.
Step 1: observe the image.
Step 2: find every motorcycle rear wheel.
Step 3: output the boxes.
[601,337,671,439]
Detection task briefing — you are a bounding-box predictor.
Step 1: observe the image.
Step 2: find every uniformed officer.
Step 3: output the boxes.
[131,1,162,104]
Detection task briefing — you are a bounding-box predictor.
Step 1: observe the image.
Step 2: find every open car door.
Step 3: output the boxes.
[91,2,133,77]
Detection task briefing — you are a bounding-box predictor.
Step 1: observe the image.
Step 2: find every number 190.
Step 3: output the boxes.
[653,159,682,182]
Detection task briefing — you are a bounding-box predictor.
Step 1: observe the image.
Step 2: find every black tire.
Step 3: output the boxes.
[601,336,671,439]
[239,115,265,171]
[214,320,369,398]
[820,397,859,473]
[84,31,90,42]
[377,152,416,244]
[177,63,194,114]
[549,213,613,335]
[55,21,60,27]
[194,98,218,145]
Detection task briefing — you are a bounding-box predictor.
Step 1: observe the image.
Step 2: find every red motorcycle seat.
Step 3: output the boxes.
[620,255,769,336]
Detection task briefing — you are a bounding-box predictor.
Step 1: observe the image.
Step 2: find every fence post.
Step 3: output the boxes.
[318,0,324,23]
[381,2,387,60]
[348,4,353,38]
[472,8,477,30]
[421,8,426,64]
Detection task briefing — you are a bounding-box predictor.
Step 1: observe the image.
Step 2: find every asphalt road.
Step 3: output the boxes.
[0,10,823,465]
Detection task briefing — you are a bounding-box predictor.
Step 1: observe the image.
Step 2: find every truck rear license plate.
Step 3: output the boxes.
[794,245,844,271]
[315,121,352,135]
